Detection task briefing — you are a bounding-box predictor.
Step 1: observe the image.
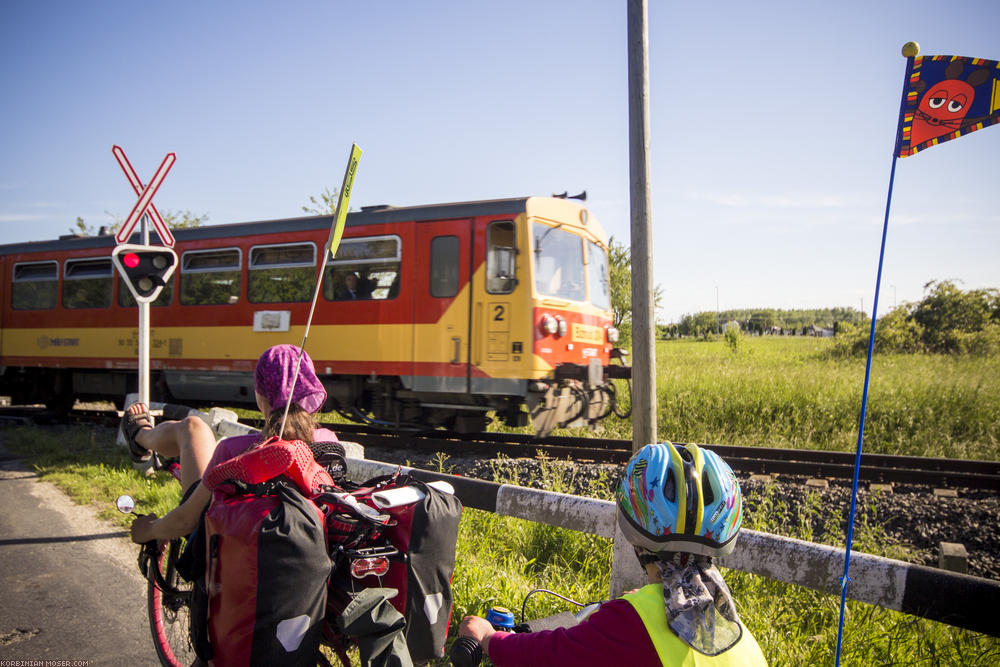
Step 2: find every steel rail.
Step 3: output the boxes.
[330,423,1000,491]
[7,407,996,491]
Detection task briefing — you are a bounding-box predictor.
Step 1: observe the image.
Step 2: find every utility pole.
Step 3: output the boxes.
[627,0,656,452]
[715,285,720,341]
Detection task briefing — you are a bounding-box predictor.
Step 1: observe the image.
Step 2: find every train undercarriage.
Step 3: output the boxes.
[1,361,632,437]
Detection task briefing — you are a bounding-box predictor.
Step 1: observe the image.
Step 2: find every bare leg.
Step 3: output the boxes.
[129,407,217,493]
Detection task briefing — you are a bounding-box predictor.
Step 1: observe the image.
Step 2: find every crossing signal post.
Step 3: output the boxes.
[111,146,178,424]
[112,243,178,414]
[112,244,178,303]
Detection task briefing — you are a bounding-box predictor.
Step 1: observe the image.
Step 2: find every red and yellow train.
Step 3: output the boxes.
[0,196,629,435]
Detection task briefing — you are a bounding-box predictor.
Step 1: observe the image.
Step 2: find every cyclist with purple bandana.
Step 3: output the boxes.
[127,344,338,544]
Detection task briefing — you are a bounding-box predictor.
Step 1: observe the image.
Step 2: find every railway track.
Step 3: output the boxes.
[328,424,1000,491]
[3,405,997,492]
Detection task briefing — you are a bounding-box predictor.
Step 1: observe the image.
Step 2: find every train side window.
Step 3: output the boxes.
[249,242,315,303]
[11,261,58,310]
[322,235,401,302]
[429,235,459,298]
[180,248,242,306]
[486,220,517,294]
[63,258,112,309]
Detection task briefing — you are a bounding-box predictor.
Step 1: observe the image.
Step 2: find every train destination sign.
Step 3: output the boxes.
[113,145,176,247]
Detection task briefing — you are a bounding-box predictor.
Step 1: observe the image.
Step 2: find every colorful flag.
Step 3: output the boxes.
[896,55,1000,157]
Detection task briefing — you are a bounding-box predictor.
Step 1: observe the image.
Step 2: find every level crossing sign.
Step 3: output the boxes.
[111,145,177,414]
[113,145,176,246]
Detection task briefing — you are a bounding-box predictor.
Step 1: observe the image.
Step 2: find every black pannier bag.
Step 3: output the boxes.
[323,473,463,663]
[202,438,335,667]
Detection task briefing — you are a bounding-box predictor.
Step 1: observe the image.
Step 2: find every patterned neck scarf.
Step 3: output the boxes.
[655,553,742,655]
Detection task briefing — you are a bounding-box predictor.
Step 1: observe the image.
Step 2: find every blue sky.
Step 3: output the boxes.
[2,1,997,323]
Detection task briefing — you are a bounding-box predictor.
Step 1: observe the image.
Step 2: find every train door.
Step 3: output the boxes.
[0,257,5,361]
[469,219,527,395]
[410,220,473,393]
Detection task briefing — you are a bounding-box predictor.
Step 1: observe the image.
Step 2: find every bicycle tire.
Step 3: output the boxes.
[147,539,197,667]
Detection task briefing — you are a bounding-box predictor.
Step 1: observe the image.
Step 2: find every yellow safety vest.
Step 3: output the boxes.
[623,584,768,666]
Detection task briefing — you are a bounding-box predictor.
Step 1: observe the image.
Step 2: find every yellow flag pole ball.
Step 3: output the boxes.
[902,42,920,58]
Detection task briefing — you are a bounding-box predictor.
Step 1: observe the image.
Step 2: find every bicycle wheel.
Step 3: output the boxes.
[147,539,197,667]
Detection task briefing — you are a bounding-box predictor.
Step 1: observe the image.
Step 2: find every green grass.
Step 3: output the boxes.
[2,424,997,665]
[1,425,183,525]
[4,338,999,664]
[597,337,999,460]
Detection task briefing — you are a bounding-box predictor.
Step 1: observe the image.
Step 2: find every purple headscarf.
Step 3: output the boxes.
[254,344,327,414]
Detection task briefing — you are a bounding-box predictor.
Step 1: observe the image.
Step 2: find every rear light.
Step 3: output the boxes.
[540,314,559,336]
[607,326,620,343]
[350,556,391,579]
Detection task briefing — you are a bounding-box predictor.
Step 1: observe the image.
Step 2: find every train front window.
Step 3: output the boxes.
[180,248,242,306]
[322,235,401,301]
[249,242,315,303]
[532,222,585,301]
[63,258,112,309]
[587,241,611,311]
[12,261,58,310]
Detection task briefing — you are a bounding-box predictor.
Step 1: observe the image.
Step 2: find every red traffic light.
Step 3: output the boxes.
[112,244,178,304]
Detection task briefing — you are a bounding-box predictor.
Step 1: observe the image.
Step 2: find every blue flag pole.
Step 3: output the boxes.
[834,46,917,666]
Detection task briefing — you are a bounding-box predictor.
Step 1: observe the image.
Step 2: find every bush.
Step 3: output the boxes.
[833,281,999,356]
[724,322,745,354]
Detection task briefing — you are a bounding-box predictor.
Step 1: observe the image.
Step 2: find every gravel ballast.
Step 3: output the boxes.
[362,446,1000,581]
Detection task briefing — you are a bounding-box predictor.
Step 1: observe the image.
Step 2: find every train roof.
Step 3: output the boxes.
[0,196,602,255]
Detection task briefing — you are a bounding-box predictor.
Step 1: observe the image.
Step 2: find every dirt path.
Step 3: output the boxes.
[0,444,153,665]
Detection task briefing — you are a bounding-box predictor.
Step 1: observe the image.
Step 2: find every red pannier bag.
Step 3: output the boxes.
[202,437,334,667]
[321,472,462,663]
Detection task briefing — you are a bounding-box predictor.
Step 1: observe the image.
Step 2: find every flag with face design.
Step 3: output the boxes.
[896,55,1000,157]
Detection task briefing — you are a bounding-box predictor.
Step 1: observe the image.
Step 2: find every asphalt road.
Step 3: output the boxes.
[0,445,154,666]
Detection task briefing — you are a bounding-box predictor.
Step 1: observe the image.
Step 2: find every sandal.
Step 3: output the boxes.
[121,402,153,463]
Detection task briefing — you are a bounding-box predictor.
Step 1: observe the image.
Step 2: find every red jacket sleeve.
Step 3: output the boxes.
[487,600,661,667]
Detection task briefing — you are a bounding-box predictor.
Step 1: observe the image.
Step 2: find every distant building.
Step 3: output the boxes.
[808,324,834,337]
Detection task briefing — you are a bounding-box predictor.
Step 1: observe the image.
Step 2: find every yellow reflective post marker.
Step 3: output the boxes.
[326,143,362,260]
[280,143,362,438]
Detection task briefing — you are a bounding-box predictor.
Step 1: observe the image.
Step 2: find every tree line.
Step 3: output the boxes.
[662,307,867,339]
[607,240,998,355]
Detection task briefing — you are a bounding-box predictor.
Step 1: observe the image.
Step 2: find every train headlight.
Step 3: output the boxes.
[556,316,568,338]
[540,314,559,336]
[607,326,620,343]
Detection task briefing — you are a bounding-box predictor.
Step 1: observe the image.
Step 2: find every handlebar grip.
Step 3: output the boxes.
[450,637,483,667]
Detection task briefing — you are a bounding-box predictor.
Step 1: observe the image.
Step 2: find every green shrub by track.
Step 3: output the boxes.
[2,424,997,665]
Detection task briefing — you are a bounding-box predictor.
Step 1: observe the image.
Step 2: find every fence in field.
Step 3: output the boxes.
[187,404,1000,638]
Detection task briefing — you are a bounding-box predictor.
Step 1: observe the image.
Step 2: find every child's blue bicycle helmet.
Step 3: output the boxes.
[617,442,743,557]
